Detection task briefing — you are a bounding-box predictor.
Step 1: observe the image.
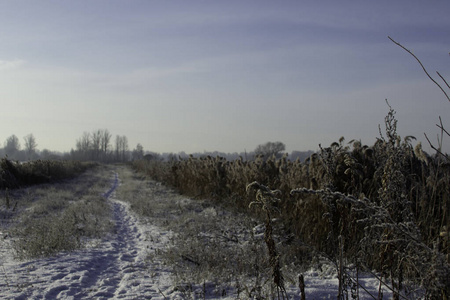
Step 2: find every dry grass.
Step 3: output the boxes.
[0,165,114,259]
[0,159,96,189]
[132,107,450,297]
[115,165,307,299]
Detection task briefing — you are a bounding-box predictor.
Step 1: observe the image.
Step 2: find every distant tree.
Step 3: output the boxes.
[40,149,61,160]
[76,132,91,153]
[4,135,21,158]
[254,141,286,158]
[23,134,38,160]
[40,149,51,159]
[75,132,92,160]
[178,151,188,160]
[70,129,113,161]
[165,153,178,162]
[143,151,162,161]
[72,129,113,161]
[91,130,102,160]
[115,135,129,162]
[132,143,144,160]
[290,150,315,162]
[100,129,112,159]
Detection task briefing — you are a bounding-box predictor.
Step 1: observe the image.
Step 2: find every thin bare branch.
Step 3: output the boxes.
[424,132,449,161]
[438,116,450,138]
[437,71,450,90]
[388,36,450,102]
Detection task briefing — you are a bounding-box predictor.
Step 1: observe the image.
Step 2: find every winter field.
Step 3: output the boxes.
[0,164,401,299]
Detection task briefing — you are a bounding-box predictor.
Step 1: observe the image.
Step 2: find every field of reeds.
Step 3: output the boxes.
[133,107,450,298]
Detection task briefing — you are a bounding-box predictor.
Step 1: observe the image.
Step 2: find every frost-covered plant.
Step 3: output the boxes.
[292,103,450,298]
[8,166,114,259]
[12,215,82,259]
[132,113,450,295]
[246,181,287,300]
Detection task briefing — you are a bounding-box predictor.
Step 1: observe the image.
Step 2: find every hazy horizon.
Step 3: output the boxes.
[1,1,449,154]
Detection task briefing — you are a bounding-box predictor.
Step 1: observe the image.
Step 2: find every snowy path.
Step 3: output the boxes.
[0,173,177,300]
[0,170,401,299]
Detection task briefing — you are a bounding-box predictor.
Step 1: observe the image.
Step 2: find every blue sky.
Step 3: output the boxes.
[0,1,449,154]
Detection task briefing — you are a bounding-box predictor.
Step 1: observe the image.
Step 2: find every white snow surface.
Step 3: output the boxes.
[0,175,177,299]
[0,172,398,299]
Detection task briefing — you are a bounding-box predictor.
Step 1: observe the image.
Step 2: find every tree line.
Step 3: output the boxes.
[0,134,40,161]
[1,131,315,164]
[69,129,145,162]
[0,130,145,162]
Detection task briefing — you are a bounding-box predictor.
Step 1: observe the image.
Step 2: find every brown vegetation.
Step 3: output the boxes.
[0,158,96,189]
[133,107,450,297]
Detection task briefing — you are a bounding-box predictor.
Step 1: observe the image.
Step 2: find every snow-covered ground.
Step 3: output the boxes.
[0,170,397,299]
[0,173,178,299]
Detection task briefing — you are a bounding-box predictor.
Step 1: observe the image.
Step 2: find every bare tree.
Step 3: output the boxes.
[72,129,113,161]
[75,132,91,160]
[23,134,38,160]
[132,143,144,160]
[100,129,112,158]
[115,135,129,162]
[115,136,120,161]
[91,130,102,160]
[4,135,20,158]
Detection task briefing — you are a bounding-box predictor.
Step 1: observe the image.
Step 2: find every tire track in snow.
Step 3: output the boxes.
[0,172,176,300]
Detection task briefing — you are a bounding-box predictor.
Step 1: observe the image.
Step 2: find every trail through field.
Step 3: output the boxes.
[0,168,398,299]
[0,173,177,300]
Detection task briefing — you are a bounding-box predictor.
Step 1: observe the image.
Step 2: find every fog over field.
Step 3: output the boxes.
[0,1,449,154]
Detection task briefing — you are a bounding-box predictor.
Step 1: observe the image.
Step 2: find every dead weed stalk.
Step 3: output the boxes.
[247,181,287,300]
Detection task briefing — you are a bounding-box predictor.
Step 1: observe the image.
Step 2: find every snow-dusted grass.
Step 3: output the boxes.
[0,165,177,299]
[0,165,398,299]
[131,105,450,298]
[116,166,398,299]
[3,166,114,260]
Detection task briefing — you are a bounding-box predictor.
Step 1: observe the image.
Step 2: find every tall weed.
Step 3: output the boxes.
[133,106,450,296]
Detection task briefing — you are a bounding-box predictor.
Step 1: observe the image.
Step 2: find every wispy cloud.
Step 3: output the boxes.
[0,59,26,71]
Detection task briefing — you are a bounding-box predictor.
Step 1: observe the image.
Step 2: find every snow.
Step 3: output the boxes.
[0,174,176,299]
[0,171,397,299]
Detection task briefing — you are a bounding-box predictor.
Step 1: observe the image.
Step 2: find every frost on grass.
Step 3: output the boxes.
[0,164,437,299]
